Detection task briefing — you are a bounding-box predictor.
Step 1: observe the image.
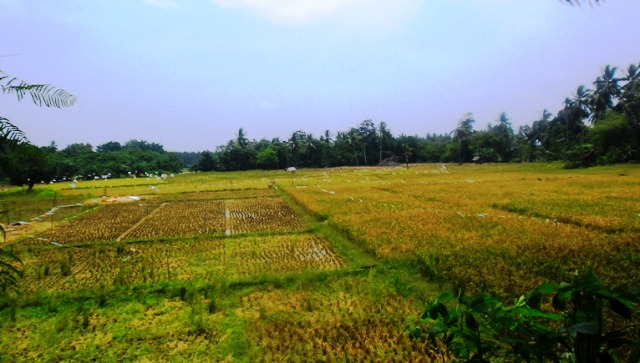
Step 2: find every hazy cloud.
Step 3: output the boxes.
[144,0,179,10]
[212,0,424,29]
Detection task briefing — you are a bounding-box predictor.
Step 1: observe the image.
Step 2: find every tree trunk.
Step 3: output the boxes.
[362,144,367,165]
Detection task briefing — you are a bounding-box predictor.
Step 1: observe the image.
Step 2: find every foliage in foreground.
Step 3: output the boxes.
[414,271,640,363]
[0,246,21,297]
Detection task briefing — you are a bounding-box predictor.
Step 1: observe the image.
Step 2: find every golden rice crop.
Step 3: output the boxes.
[18,234,343,292]
[282,164,640,296]
[124,200,227,239]
[240,284,448,362]
[30,203,154,245]
[225,197,308,234]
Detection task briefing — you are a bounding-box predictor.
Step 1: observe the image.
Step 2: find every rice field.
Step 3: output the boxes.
[26,193,307,245]
[19,234,343,293]
[282,163,640,296]
[1,163,639,361]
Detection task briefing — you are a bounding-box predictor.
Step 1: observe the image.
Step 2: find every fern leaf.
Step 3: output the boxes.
[1,70,76,108]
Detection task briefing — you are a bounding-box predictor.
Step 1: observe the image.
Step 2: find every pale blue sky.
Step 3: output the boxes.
[2,0,639,152]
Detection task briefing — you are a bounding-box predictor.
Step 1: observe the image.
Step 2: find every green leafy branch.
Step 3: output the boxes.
[1,70,76,149]
[1,70,76,108]
[0,225,22,296]
[412,271,640,362]
[0,117,28,146]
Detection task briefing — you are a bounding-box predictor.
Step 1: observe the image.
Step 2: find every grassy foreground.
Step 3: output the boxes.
[1,163,639,361]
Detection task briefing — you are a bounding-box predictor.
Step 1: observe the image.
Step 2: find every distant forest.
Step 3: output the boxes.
[1,61,638,187]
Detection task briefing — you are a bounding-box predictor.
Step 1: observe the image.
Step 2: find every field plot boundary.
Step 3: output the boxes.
[273,187,378,269]
[117,202,167,241]
[170,188,276,201]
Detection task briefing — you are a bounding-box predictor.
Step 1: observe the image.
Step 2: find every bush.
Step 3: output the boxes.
[413,271,640,362]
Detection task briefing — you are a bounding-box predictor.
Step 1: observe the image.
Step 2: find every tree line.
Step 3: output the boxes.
[192,61,640,172]
[1,61,638,188]
[0,139,184,190]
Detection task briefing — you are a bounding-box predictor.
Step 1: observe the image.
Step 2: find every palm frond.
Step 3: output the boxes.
[1,70,76,108]
[563,0,602,6]
[0,117,29,146]
[0,247,22,295]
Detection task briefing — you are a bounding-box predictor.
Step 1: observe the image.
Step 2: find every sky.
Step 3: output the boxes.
[1,0,639,152]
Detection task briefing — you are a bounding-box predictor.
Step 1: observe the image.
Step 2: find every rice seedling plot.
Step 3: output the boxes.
[123,200,227,239]
[18,234,343,292]
[28,202,154,246]
[18,239,223,292]
[231,235,343,276]
[121,197,306,239]
[27,193,307,245]
[225,197,307,234]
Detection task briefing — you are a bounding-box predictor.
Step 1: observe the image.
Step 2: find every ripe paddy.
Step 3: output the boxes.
[1,163,638,361]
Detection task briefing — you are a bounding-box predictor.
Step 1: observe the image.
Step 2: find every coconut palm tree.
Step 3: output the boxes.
[318,130,334,167]
[574,85,592,116]
[451,113,475,163]
[557,86,591,140]
[287,130,306,167]
[378,121,391,164]
[346,128,362,165]
[302,133,317,167]
[590,65,621,122]
[620,63,640,128]
[489,112,515,162]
